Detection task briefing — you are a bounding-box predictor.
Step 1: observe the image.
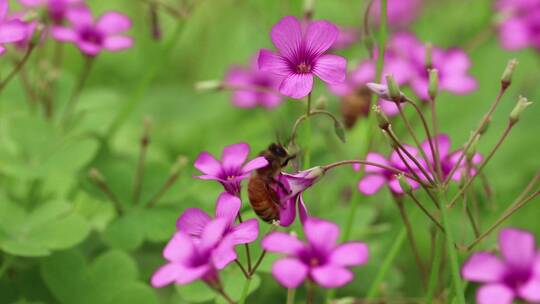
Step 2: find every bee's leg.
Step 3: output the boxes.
[280,155,296,168]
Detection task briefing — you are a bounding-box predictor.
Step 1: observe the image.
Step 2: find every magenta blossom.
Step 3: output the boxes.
[19,0,84,24]
[371,0,422,29]
[176,192,259,246]
[52,7,133,56]
[263,217,369,288]
[274,166,325,227]
[420,134,483,182]
[495,0,540,51]
[387,32,477,100]
[357,146,423,195]
[462,228,540,304]
[151,218,237,288]
[332,26,358,50]
[258,16,346,99]
[224,58,283,109]
[194,142,268,196]
[0,0,29,55]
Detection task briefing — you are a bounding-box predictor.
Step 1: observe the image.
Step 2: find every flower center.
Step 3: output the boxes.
[296,62,311,74]
[309,257,319,267]
[81,27,104,45]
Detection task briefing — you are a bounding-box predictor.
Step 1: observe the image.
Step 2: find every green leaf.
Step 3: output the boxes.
[175,280,216,303]
[101,213,144,251]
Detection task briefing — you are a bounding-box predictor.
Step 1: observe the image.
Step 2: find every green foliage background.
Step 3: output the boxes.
[0,0,539,303]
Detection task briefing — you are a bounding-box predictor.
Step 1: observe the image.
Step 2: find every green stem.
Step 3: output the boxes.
[426,231,442,303]
[0,254,14,279]
[287,288,296,304]
[238,277,252,304]
[303,93,312,168]
[438,188,466,304]
[366,227,406,300]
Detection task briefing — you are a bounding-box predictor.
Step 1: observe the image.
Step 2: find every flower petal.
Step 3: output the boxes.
[519,277,540,302]
[461,252,506,283]
[231,219,259,244]
[221,142,249,170]
[270,16,302,60]
[212,235,237,269]
[200,218,228,250]
[279,73,313,99]
[0,21,27,44]
[242,156,268,173]
[304,218,339,253]
[311,265,353,288]
[441,74,477,94]
[0,0,7,20]
[103,36,133,51]
[151,263,183,288]
[52,26,78,42]
[163,232,194,262]
[358,175,386,195]
[176,208,211,239]
[258,49,291,76]
[365,152,390,173]
[304,20,339,56]
[78,41,101,56]
[476,284,515,304]
[498,18,530,50]
[272,258,308,288]
[66,7,93,29]
[313,54,346,85]
[330,242,369,266]
[298,196,309,225]
[176,265,210,285]
[499,228,536,269]
[194,152,222,177]
[97,12,132,34]
[215,192,241,223]
[262,232,305,255]
[278,196,297,227]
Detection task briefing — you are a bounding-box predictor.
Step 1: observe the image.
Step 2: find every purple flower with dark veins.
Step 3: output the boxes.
[462,228,540,304]
[258,16,347,99]
[194,142,268,196]
[224,58,283,109]
[176,192,259,246]
[495,0,540,51]
[52,7,133,56]
[263,217,369,288]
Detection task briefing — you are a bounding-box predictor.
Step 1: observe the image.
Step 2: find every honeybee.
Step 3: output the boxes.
[341,86,372,129]
[248,143,295,223]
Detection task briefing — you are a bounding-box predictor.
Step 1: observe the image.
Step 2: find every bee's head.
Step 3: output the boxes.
[268,143,288,158]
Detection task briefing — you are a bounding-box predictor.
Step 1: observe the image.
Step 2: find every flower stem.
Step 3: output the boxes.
[425,231,442,303]
[444,86,508,185]
[407,191,444,232]
[306,280,315,304]
[366,227,407,299]
[429,97,443,180]
[146,155,187,208]
[60,56,94,126]
[394,196,427,288]
[0,253,14,280]
[89,168,124,216]
[437,188,466,304]
[286,288,296,304]
[234,259,249,279]
[238,276,252,304]
[448,121,514,208]
[0,43,36,92]
[133,118,152,205]
[304,93,312,168]
[322,159,424,185]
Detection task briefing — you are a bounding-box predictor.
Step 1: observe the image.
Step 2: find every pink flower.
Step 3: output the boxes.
[19,0,84,24]
[387,32,477,100]
[151,217,237,288]
[224,58,283,109]
[176,192,259,246]
[0,0,29,55]
[495,0,540,51]
[357,146,423,195]
[194,142,268,196]
[371,0,423,29]
[332,26,358,50]
[52,7,133,56]
[462,228,540,304]
[420,134,483,182]
[275,167,325,227]
[258,16,347,99]
[262,217,369,288]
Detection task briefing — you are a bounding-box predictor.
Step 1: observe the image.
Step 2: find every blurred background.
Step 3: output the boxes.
[0,0,539,303]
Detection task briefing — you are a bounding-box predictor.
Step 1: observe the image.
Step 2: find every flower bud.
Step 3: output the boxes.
[170,155,189,176]
[385,74,402,102]
[194,80,222,92]
[509,96,533,124]
[397,173,413,193]
[428,69,439,100]
[479,118,490,135]
[501,59,518,89]
[425,42,433,68]
[303,0,315,20]
[373,105,390,130]
[89,168,105,183]
[315,95,328,110]
[366,83,390,100]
